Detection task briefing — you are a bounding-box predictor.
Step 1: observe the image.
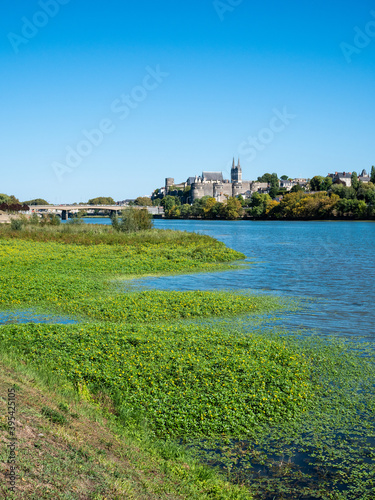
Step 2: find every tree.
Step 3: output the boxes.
[257,173,273,183]
[291,184,303,193]
[371,166,375,184]
[201,197,218,218]
[220,196,243,220]
[248,193,272,217]
[0,202,29,213]
[88,196,115,205]
[280,175,289,180]
[351,171,359,190]
[180,204,192,218]
[357,182,375,203]
[113,207,153,232]
[237,194,245,206]
[310,176,332,191]
[160,195,181,217]
[0,193,20,205]
[278,192,338,218]
[269,173,279,199]
[23,198,49,205]
[190,199,204,218]
[134,196,152,206]
[330,184,356,199]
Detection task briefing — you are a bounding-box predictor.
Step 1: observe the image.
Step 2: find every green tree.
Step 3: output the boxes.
[180,204,192,218]
[310,176,332,191]
[88,196,115,205]
[269,173,279,199]
[113,207,153,232]
[370,166,375,184]
[220,196,243,220]
[280,175,289,180]
[0,194,20,204]
[236,194,245,206]
[134,196,152,207]
[160,195,181,217]
[248,193,272,217]
[257,173,273,183]
[351,172,359,190]
[357,182,375,203]
[330,184,356,199]
[23,198,49,205]
[29,213,40,225]
[201,197,218,218]
[291,184,303,193]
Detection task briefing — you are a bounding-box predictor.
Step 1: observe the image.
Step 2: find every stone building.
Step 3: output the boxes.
[160,159,269,203]
[328,170,371,188]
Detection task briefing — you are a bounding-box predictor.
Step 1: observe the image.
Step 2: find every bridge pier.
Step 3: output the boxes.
[62,210,68,220]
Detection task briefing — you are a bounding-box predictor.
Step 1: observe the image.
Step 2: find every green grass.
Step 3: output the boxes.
[1,225,375,499]
[0,321,312,438]
[0,353,252,499]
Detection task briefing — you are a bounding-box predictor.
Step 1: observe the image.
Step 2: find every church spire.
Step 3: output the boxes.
[232,157,235,169]
[238,158,241,169]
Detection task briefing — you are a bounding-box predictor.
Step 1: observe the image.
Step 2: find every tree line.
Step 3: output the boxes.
[158,168,375,220]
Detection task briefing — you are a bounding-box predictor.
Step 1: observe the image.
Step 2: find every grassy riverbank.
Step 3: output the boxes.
[1,225,375,499]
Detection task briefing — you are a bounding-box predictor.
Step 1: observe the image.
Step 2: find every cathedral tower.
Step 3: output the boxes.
[231,158,242,183]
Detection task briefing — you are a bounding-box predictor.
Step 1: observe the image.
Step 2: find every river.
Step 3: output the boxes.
[78,218,375,342]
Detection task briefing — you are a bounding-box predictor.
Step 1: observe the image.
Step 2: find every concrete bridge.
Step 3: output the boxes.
[30,205,164,220]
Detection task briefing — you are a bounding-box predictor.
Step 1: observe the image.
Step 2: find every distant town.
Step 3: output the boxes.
[1,159,375,221]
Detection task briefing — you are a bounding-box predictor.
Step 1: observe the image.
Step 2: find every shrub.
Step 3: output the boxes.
[113,207,153,233]
[29,213,40,226]
[10,218,23,231]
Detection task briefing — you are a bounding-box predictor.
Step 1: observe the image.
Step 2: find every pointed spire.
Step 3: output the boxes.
[238,158,241,169]
[232,157,235,169]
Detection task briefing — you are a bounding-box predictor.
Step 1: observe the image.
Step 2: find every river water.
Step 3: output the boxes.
[80,218,375,342]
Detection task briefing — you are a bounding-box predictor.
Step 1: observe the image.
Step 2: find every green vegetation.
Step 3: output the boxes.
[0,320,311,439]
[152,168,375,220]
[159,186,375,220]
[22,198,49,205]
[87,196,115,205]
[0,224,374,498]
[162,195,244,219]
[112,207,153,233]
[0,356,250,499]
[0,193,20,204]
[134,196,153,206]
[309,175,333,191]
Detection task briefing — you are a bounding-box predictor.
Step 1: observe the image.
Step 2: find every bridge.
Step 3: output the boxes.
[29,205,164,220]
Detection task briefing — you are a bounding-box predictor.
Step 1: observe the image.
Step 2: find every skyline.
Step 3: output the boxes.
[1,0,374,203]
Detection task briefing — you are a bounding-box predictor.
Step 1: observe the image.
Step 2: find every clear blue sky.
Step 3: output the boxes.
[1,0,374,203]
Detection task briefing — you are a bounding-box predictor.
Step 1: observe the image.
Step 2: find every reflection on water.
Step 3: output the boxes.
[0,310,77,325]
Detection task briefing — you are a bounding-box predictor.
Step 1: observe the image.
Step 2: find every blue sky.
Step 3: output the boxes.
[1,0,374,203]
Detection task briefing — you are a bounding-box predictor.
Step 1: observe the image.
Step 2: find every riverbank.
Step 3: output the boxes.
[0,226,263,498]
[1,225,375,499]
